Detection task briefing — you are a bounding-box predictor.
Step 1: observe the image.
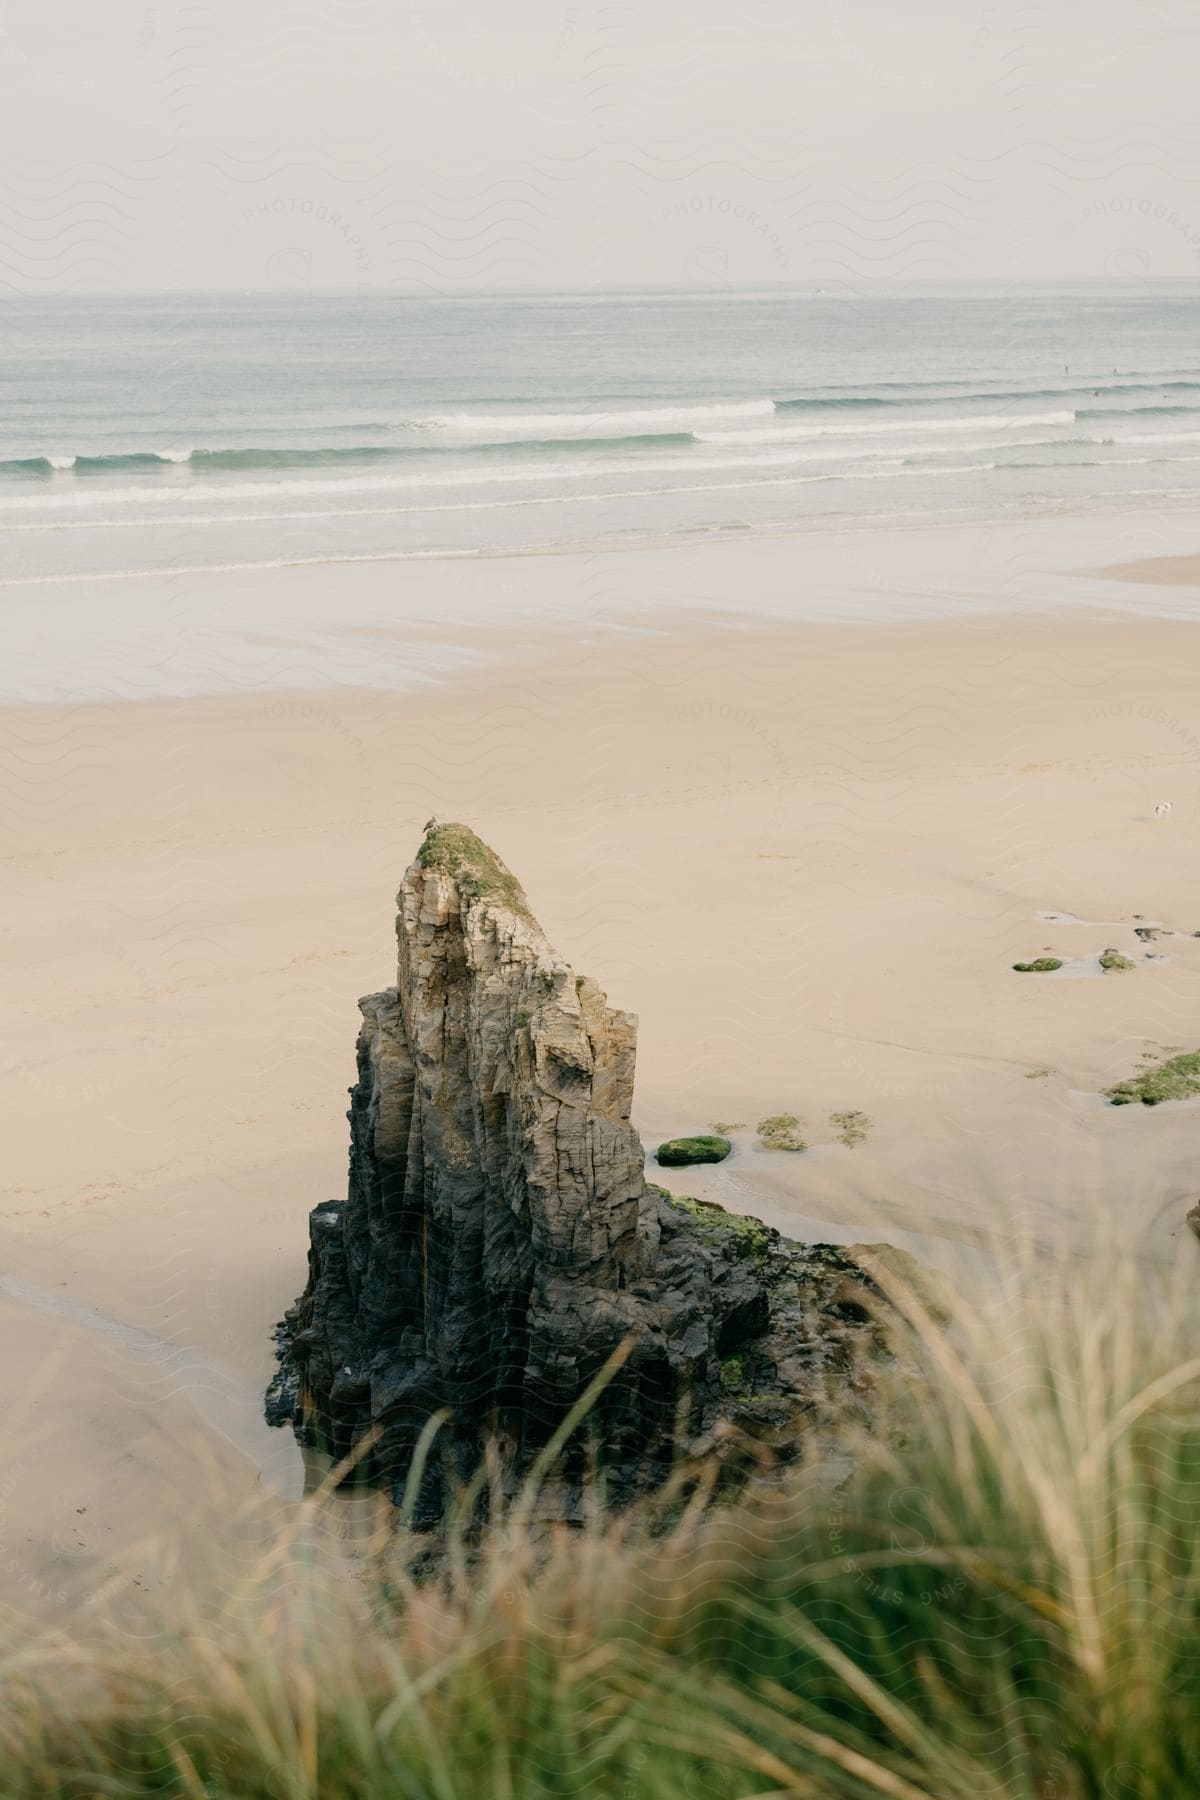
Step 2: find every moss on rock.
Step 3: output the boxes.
[757,1113,806,1152]
[664,1193,772,1257]
[656,1135,732,1167]
[1106,1049,1200,1106]
[830,1109,870,1147]
[417,823,530,916]
[1099,948,1136,973]
[1013,957,1063,973]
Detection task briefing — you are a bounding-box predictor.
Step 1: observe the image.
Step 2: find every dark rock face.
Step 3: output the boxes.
[266,826,889,1522]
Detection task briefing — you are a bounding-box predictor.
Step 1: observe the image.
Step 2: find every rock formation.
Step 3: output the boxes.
[266,824,894,1522]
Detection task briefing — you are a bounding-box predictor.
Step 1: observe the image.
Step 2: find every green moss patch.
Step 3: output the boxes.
[1099,949,1136,973]
[656,1135,732,1167]
[757,1113,806,1152]
[1012,958,1063,973]
[417,823,530,916]
[665,1194,772,1256]
[1106,1049,1200,1107]
[830,1110,871,1148]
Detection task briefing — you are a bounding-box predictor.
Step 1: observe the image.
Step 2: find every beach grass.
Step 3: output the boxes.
[3,1245,1199,1799]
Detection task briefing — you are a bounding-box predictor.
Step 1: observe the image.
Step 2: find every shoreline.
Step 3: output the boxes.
[4,468,1200,592]
[0,489,1191,588]
[3,504,1200,708]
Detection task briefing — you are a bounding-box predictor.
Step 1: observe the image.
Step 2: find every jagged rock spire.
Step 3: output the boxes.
[267,825,885,1522]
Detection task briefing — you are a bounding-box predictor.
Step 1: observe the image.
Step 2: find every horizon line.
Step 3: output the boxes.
[7,275,1199,302]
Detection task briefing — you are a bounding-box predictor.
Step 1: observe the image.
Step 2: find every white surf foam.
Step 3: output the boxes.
[1121,429,1200,444]
[417,399,776,435]
[694,409,1077,444]
[0,447,894,512]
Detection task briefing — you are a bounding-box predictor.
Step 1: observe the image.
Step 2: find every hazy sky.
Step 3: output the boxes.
[3,0,1199,291]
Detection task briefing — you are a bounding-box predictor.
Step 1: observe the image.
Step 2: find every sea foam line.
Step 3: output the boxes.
[694,409,1077,443]
[417,399,776,433]
[19,448,196,471]
[0,442,991,511]
[6,409,1190,496]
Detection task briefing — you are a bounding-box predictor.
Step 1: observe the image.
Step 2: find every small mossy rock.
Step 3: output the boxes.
[757,1112,807,1152]
[1106,1049,1200,1106]
[656,1134,732,1167]
[1187,1201,1200,1241]
[1013,957,1063,973]
[1099,948,1136,973]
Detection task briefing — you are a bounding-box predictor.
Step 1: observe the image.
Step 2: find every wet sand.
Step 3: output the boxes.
[1094,550,1200,587]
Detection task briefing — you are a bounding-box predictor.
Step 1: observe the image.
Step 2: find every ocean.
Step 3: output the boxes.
[3,283,1200,587]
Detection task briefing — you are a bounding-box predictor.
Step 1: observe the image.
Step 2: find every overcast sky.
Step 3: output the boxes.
[3,0,1199,291]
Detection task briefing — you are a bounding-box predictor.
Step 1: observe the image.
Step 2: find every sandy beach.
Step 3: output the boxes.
[3,521,1200,1617]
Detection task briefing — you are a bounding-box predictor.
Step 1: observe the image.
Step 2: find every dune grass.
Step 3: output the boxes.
[3,1246,1199,1799]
